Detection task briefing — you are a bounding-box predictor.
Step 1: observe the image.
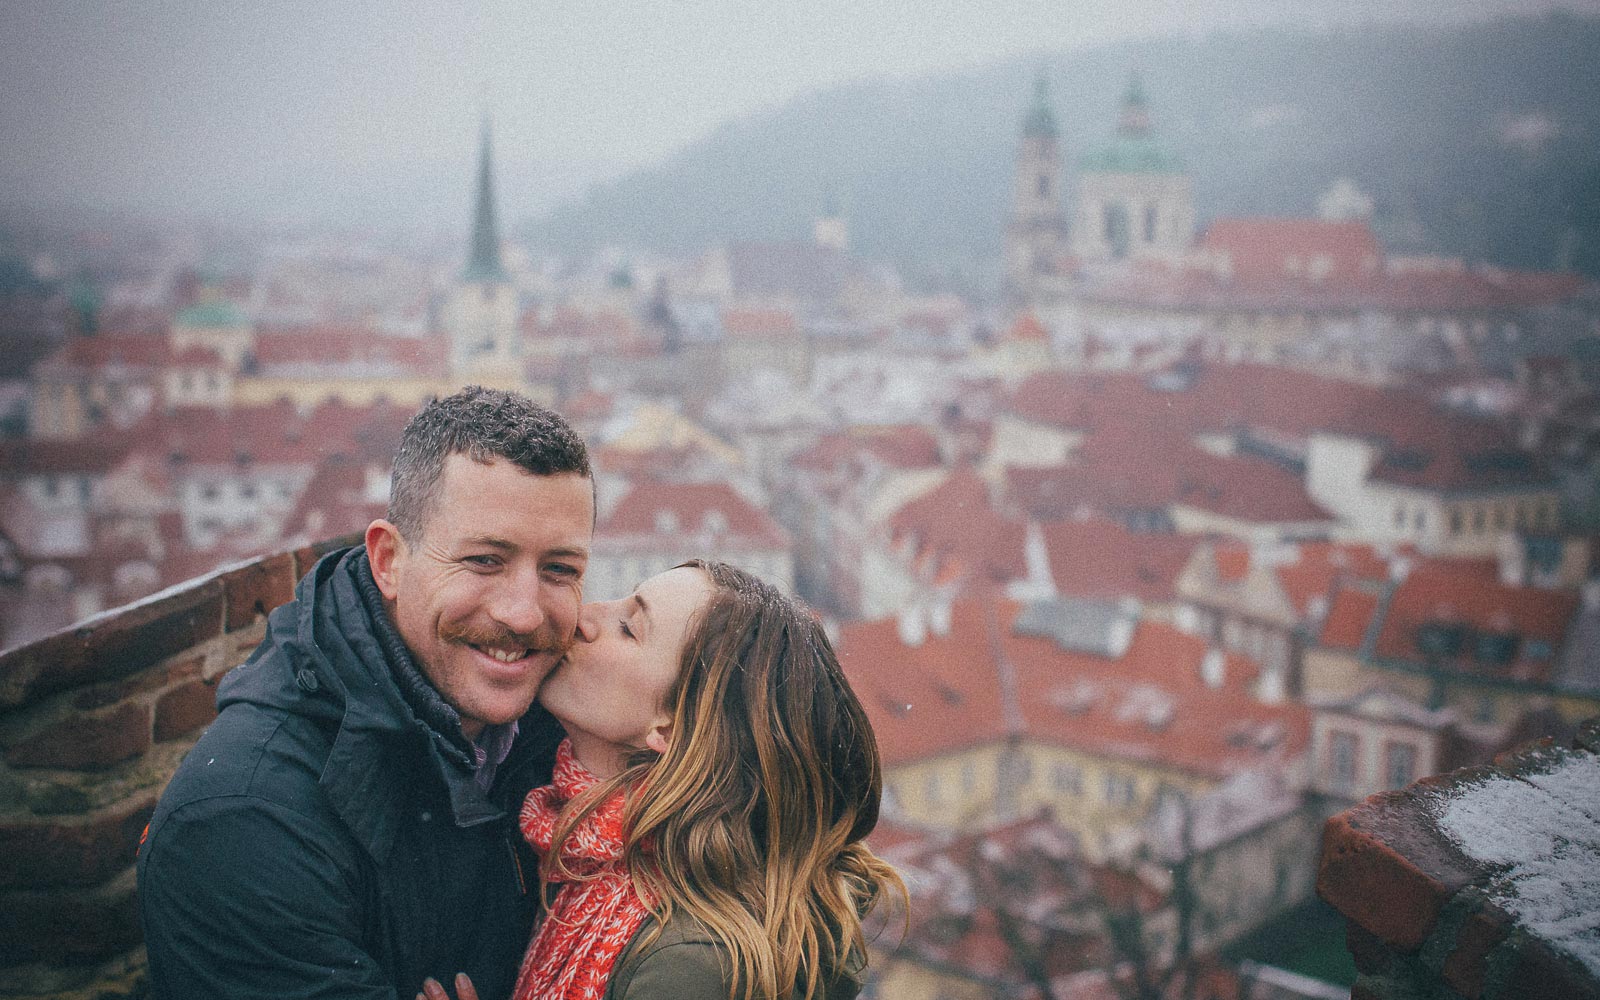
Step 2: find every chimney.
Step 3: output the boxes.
[929,592,953,637]
[897,603,927,647]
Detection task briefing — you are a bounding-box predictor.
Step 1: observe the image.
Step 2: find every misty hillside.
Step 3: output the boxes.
[525,11,1600,288]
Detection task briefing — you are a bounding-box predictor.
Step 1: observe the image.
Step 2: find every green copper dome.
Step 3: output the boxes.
[1079,70,1183,174]
[174,299,249,329]
[1078,136,1184,173]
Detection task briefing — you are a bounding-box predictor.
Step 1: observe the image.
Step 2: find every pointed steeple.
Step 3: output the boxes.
[463,117,508,283]
[1022,72,1058,139]
[1118,70,1151,137]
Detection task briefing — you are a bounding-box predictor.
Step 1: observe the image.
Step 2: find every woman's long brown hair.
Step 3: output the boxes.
[546,560,905,1000]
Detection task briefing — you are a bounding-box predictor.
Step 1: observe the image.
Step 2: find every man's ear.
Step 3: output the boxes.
[365,519,405,601]
[644,722,672,756]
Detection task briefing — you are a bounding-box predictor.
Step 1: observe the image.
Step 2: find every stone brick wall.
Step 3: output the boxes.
[1317,718,1600,1000]
[0,535,357,1000]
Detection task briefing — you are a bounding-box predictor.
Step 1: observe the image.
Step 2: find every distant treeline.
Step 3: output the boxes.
[525,11,1600,289]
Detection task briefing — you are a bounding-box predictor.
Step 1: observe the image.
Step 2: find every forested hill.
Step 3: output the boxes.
[524,11,1600,287]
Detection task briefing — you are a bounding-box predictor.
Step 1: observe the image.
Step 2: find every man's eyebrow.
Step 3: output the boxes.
[462,535,515,551]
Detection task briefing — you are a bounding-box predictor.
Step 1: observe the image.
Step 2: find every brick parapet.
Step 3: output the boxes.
[0,534,358,998]
[1318,724,1600,1000]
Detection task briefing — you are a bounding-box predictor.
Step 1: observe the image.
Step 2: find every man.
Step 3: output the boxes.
[138,386,594,999]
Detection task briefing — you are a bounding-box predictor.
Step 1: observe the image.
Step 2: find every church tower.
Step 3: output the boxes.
[1003,74,1070,302]
[1072,72,1193,266]
[813,184,849,253]
[443,118,520,377]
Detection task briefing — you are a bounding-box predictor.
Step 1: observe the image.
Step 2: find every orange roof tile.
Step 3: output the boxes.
[599,480,789,549]
[842,599,1306,780]
[1039,519,1200,603]
[890,469,1027,584]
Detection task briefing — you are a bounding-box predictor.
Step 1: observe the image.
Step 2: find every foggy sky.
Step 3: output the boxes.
[3,0,1597,234]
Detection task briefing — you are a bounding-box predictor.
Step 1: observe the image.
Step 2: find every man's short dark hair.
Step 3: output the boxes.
[388,385,591,541]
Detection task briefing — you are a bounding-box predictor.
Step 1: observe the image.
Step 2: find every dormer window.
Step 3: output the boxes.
[703,510,728,534]
[654,510,679,534]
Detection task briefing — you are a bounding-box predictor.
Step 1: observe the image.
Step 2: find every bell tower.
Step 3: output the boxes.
[443,117,519,377]
[1003,74,1070,302]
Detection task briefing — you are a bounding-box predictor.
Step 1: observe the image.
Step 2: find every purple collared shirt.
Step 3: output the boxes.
[471,721,519,794]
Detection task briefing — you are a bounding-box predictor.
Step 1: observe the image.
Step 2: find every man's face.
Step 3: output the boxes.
[368,454,593,740]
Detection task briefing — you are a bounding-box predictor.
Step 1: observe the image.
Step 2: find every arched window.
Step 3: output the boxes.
[1104,204,1131,259]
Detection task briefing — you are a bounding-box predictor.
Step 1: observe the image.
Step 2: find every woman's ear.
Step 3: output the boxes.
[644,723,672,755]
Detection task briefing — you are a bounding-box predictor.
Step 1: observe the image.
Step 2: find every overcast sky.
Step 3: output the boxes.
[2,1,1596,232]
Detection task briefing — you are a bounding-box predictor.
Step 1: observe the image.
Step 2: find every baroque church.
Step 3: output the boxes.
[1003,72,1194,305]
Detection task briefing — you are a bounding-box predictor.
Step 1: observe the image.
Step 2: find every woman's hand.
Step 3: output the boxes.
[416,973,479,1000]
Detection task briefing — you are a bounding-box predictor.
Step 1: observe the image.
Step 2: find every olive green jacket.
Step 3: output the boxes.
[603,918,864,1000]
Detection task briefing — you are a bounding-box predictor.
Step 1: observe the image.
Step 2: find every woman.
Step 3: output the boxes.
[422,560,902,1000]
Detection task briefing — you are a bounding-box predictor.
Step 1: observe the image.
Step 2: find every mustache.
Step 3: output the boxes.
[440,623,565,652]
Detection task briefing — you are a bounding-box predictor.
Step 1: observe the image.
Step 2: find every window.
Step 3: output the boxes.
[1449,509,1463,536]
[1102,773,1137,806]
[1052,762,1082,795]
[924,772,942,805]
[1037,174,1050,199]
[1384,741,1417,790]
[1329,730,1359,788]
[960,761,976,797]
[1393,504,1406,529]
[1144,204,1158,243]
[200,484,220,502]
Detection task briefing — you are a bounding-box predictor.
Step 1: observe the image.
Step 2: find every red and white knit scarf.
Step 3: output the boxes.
[511,739,652,1000]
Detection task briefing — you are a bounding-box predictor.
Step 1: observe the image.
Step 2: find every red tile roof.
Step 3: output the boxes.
[1318,561,1579,683]
[1199,218,1385,286]
[1266,541,1393,618]
[1318,584,1382,651]
[841,599,1306,780]
[889,469,1027,584]
[1008,434,1330,526]
[841,600,1011,766]
[42,333,173,370]
[251,328,447,373]
[792,425,944,473]
[721,308,800,340]
[1371,565,1579,682]
[1039,518,1200,603]
[1003,312,1050,343]
[599,480,789,549]
[140,399,410,468]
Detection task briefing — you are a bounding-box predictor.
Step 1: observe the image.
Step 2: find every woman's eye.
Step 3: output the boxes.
[619,620,635,639]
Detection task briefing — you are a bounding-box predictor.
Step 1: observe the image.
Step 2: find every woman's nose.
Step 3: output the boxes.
[574,602,603,643]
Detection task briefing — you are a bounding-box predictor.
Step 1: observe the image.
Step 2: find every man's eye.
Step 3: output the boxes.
[463,555,500,568]
[545,563,580,579]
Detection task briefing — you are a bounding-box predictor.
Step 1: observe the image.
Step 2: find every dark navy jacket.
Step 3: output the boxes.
[137,547,561,1000]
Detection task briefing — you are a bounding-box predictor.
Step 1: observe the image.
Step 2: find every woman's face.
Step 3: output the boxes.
[538,566,715,774]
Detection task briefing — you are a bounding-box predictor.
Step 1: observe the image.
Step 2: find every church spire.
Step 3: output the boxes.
[1022,71,1058,140]
[463,117,508,283]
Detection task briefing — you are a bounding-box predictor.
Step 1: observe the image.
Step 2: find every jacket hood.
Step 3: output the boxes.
[216,546,507,856]
[219,546,413,736]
